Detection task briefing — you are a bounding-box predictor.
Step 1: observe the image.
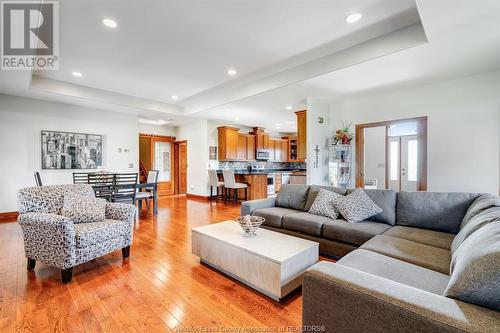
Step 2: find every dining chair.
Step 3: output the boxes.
[222,169,247,204]
[73,172,89,184]
[208,169,224,201]
[88,172,115,201]
[34,172,42,187]
[113,173,138,205]
[135,170,159,214]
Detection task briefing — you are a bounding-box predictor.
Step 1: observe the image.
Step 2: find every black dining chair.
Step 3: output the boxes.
[88,173,115,201]
[136,170,159,214]
[34,172,42,187]
[73,172,90,184]
[113,173,138,205]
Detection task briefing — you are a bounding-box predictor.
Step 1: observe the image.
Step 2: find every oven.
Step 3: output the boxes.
[267,173,275,197]
[256,149,270,160]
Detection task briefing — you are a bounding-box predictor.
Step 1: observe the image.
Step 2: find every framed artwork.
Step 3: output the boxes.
[41,130,103,169]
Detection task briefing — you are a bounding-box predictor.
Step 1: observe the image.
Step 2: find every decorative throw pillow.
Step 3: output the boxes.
[62,192,106,223]
[332,189,383,223]
[308,189,342,220]
[451,207,500,254]
[445,221,500,311]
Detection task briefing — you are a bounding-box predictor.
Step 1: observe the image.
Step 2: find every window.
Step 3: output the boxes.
[390,141,398,181]
[154,141,171,181]
[407,139,418,182]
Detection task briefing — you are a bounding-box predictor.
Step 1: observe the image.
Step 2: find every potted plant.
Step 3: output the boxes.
[333,121,353,145]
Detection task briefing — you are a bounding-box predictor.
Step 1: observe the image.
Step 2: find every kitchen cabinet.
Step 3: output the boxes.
[218,126,239,161]
[275,172,282,193]
[250,127,270,149]
[247,135,255,160]
[282,136,298,162]
[269,139,287,162]
[237,134,247,160]
[296,110,307,162]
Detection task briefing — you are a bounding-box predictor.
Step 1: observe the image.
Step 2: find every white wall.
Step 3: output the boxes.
[176,119,209,196]
[139,123,176,137]
[364,126,386,189]
[306,98,333,185]
[336,71,500,194]
[0,94,140,212]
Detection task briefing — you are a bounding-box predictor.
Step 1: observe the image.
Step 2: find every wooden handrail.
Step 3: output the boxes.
[139,160,147,179]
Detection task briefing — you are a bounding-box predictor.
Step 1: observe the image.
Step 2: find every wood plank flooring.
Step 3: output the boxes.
[0,196,304,332]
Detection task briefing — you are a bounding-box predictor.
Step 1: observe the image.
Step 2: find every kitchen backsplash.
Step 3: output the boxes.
[219,161,306,170]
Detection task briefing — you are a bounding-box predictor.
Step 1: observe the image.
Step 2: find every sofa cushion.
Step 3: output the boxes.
[308,189,342,220]
[451,207,500,255]
[396,191,480,233]
[382,226,455,250]
[347,188,397,226]
[333,189,382,223]
[460,194,500,229]
[275,184,310,211]
[322,219,391,247]
[338,249,450,295]
[445,222,500,311]
[283,212,327,237]
[252,207,299,228]
[62,192,106,224]
[74,219,129,248]
[360,235,451,274]
[304,185,347,211]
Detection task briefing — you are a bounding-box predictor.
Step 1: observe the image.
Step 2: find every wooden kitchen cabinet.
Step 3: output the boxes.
[250,127,270,149]
[269,139,287,162]
[247,135,255,160]
[296,110,307,162]
[237,134,247,160]
[218,126,239,161]
[283,136,298,162]
[281,140,288,162]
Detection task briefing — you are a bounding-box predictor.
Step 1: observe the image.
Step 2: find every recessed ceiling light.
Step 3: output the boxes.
[102,18,118,28]
[345,13,362,24]
[285,106,293,110]
[171,95,179,100]
[72,71,82,77]
[234,117,240,121]
[227,69,237,76]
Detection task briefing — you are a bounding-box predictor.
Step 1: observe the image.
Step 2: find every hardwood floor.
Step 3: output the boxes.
[0,196,304,332]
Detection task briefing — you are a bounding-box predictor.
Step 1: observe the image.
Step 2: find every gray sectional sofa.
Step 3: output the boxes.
[241,184,500,332]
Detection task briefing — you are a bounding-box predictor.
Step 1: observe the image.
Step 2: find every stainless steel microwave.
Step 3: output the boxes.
[256,149,270,160]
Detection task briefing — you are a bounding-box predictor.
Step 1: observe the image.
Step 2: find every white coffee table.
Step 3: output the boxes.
[191,221,319,301]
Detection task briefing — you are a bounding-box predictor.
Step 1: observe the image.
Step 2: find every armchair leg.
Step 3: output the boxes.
[27,258,36,271]
[61,267,73,284]
[122,246,130,259]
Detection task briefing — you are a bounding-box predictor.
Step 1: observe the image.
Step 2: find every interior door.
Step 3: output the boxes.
[178,142,187,194]
[152,138,174,196]
[401,135,418,191]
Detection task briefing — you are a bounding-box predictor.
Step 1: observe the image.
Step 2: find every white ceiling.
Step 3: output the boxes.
[1,0,500,131]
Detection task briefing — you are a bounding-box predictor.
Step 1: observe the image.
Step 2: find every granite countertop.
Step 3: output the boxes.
[216,168,306,175]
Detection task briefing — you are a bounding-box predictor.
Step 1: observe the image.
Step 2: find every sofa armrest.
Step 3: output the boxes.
[18,212,76,268]
[240,198,275,216]
[105,202,136,224]
[303,261,500,333]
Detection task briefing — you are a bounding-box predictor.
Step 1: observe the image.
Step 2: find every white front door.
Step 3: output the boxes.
[387,135,418,191]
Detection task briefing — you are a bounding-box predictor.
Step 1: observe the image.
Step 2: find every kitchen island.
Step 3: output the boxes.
[217,169,306,200]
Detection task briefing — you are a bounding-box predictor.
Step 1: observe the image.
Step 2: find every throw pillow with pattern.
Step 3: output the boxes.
[62,192,106,223]
[308,189,342,220]
[332,188,383,223]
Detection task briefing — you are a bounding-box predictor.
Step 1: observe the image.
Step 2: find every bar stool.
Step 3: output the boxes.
[208,169,224,201]
[222,169,247,204]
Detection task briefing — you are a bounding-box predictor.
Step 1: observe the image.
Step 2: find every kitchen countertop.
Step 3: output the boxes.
[216,169,306,175]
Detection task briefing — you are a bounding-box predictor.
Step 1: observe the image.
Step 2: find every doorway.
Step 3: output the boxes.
[174,140,187,194]
[355,117,427,191]
[139,134,175,196]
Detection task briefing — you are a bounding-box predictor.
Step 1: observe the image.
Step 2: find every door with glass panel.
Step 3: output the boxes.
[388,135,418,192]
[152,138,174,196]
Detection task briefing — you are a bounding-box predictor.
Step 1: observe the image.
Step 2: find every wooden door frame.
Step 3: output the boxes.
[139,133,176,195]
[174,140,187,194]
[355,116,427,191]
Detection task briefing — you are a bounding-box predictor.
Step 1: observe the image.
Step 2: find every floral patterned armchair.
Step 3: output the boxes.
[17,184,136,283]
